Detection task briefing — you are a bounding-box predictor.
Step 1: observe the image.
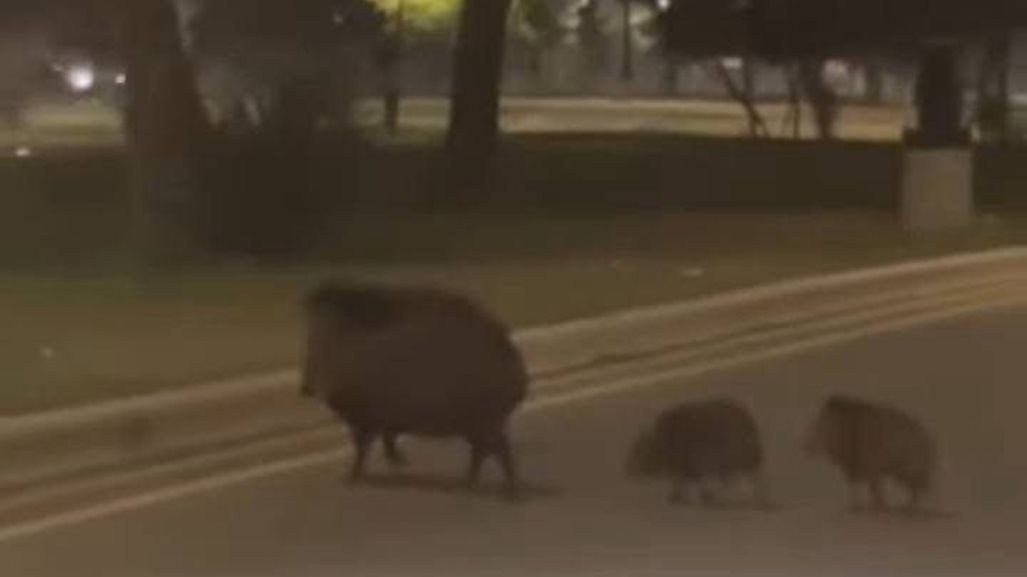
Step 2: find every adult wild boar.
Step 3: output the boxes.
[300,281,528,496]
[806,394,937,513]
[626,399,768,506]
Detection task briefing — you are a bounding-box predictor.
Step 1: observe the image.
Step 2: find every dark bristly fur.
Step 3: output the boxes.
[301,280,528,498]
[807,394,937,513]
[626,399,768,507]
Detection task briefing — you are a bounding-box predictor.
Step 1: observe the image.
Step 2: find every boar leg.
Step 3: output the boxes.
[383,431,406,468]
[868,477,888,511]
[348,425,377,481]
[466,437,488,487]
[902,486,923,515]
[847,479,866,513]
[698,478,719,508]
[718,474,740,505]
[668,479,688,504]
[491,431,521,498]
[465,429,521,498]
[750,472,773,510]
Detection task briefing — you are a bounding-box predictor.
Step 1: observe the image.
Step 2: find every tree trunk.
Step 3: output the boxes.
[977,30,1011,145]
[383,0,405,135]
[384,86,400,135]
[113,0,213,263]
[781,64,802,139]
[218,81,320,259]
[797,59,838,140]
[379,38,402,135]
[576,0,606,94]
[862,62,884,105]
[661,55,679,96]
[528,46,544,81]
[908,42,967,147]
[620,0,634,83]
[446,0,513,193]
[713,60,768,138]
[742,57,756,101]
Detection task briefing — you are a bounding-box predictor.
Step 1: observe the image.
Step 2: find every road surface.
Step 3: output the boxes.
[2,306,1026,577]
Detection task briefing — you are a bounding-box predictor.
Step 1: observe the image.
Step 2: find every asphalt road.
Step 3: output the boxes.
[2,306,1027,577]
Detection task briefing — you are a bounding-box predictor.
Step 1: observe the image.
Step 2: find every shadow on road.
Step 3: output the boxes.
[665,499,785,513]
[346,472,565,501]
[849,507,955,523]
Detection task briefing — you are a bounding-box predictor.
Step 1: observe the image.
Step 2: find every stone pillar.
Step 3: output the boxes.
[901,148,973,232]
[902,41,974,232]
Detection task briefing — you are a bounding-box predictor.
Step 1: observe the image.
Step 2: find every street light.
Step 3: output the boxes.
[65,64,95,93]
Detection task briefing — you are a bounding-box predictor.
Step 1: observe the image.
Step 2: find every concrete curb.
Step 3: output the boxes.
[515,246,1027,341]
[2,246,1025,491]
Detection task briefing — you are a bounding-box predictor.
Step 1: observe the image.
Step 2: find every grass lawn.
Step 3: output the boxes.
[0,97,907,157]
[355,98,906,141]
[2,211,1024,415]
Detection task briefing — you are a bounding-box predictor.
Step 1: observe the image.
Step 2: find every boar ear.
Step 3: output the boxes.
[304,281,346,313]
[304,280,401,330]
[825,394,865,415]
[824,394,847,409]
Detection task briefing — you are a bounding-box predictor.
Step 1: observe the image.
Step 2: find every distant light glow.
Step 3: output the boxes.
[14,146,32,158]
[824,60,850,79]
[678,267,705,279]
[656,0,670,11]
[65,64,95,93]
[721,57,743,71]
[115,73,127,85]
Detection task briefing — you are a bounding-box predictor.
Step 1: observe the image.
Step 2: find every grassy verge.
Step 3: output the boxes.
[3,211,1024,415]
[1,102,1026,413]
[1,98,905,155]
[353,98,905,141]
